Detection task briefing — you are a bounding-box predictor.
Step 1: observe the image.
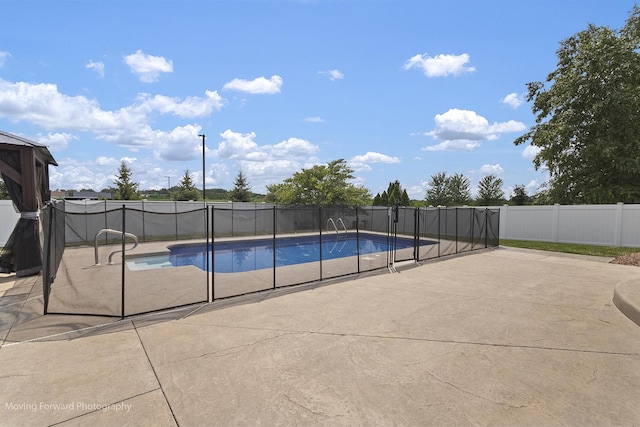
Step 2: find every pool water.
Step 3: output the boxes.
[128,233,427,273]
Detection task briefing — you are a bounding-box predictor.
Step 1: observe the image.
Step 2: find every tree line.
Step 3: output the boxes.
[40,159,534,206]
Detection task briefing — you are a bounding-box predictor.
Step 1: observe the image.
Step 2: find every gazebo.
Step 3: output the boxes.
[0,130,57,277]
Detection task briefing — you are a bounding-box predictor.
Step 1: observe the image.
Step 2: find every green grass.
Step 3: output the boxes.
[499,239,640,258]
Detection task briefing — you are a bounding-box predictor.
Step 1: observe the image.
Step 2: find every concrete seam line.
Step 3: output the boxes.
[132,321,180,427]
[47,389,162,426]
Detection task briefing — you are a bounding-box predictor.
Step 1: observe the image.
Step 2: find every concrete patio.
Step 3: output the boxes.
[1,247,640,426]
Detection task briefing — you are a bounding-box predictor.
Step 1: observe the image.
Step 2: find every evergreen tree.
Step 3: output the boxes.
[425,172,450,206]
[173,170,201,201]
[447,173,472,206]
[229,171,252,202]
[476,175,505,206]
[113,161,141,200]
[373,181,411,206]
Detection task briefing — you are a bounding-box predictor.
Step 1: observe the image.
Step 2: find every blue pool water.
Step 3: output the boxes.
[159,233,428,273]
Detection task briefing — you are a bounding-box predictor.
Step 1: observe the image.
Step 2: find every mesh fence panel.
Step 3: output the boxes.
[275,207,322,286]
[487,209,500,246]
[438,208,456,256]
[457,208,473,253]
[417,208,440,260]
[472,209,487,250]
[212,207,275,299]
[319,207,359,280]
[123,208,208,316]
[356,207,389,271]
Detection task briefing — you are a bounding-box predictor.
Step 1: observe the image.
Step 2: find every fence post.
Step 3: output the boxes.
[614,202,624,247]
[206,206,210,303]
[356,207,361,273]
[121,204,126,319]
[44,204,53,315]
[552,203,560,242]
[485,208,489,248]
[211,205,215,302]
[174,201,178,240]
[455,208,459,254]
[319,206,323,280]
[272,206,276,290]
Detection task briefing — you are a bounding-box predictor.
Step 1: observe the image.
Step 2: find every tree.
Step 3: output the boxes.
[447,173,472,206]
[510,185,531,205]
[172,170,201,201]
[476,175,505,206]
[113,161,141,200]
[514,6,640,204]
[425,172,450,206]
[373,180,411,206]
[0,177,10,200]
[229,171,252,202]
[425,172,472,206]
[265,159,371,205]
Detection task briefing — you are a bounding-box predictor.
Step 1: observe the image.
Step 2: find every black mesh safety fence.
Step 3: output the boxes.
[211,206,275,299]
[42,203,499,318]
[123,207,208,316]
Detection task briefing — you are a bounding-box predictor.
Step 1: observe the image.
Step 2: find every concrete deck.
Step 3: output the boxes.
[1,247,640,426]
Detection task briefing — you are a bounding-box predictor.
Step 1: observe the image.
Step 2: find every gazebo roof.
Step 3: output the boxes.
[0,130,58,166]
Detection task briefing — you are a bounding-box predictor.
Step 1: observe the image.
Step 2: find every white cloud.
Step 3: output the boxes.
[422,108,526,151]
[213,130,320,163]
[349,152,401,172]
[222,75,283,94]
[86,60,105,77]
[49,157,113,191]
[0,78,224,151]
[135,90,225,118]
[0,51,11,67]
[319,69,344,81]
[213,129,267,161]
[270,137,318,158]
[151,124,206,161]
[96,156,120,167]
[123,50,173,83]
[36,132,77,151]
[403,53,475,77]
[501,92,523,108]
[304,116,324,123]
[526,180,539,193]
[480,163,504,175]
[423,140,481,152]
[522,144,541,160]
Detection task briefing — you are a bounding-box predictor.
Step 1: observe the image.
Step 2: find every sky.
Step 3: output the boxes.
[0,0,637,200]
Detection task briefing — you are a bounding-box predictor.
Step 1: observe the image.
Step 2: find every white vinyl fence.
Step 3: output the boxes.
[0,200,19,247]
[498,203,640,247]
[1,201,639,248]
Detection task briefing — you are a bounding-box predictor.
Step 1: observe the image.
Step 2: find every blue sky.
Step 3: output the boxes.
[0,0,636,200]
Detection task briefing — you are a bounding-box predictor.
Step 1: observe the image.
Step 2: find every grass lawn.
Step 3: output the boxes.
[499,239,640,258]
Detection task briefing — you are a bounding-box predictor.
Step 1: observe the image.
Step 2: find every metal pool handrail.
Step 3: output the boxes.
[94,228,139,265]
[326,218,348,235]
[326,218,338,235]
[336,218,348,234]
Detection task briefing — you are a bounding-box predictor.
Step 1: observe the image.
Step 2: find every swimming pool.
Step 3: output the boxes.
[127,233,431,273]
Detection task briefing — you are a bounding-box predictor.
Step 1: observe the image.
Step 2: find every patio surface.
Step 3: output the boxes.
[1,246,640,426]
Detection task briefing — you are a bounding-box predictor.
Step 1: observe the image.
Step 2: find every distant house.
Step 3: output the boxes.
[52,190,112,200]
